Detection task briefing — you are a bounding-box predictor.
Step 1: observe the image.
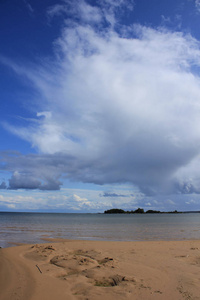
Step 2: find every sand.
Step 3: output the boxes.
[1,239,200,300]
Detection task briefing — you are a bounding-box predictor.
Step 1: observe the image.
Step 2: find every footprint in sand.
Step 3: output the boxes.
[24,245,56,261]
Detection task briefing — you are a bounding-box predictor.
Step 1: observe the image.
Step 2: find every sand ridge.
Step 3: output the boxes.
[1,240,200,299]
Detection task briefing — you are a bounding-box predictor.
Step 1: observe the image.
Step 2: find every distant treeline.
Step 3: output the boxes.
[104,208,181,214]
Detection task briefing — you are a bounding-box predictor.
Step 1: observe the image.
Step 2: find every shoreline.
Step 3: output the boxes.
[3,234,200,249]
[1,239,200,300]
[3,237,200,251]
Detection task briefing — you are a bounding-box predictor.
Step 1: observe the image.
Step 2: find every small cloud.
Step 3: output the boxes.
[100,192,130,197]
[8,171,42,190]
[161,14,182,30]
[23,0,34,14]
[47,4,67,19]
[70,194,93,208]
[195,0,200,12]
[6,204,16,209]
[37,111,52,119]
[161,15,171,25]
[185,199,196,205]
[8,171,62,191]
[166,199,175,205]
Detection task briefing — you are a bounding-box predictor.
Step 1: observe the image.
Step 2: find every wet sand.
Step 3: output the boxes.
[1,239,200,300]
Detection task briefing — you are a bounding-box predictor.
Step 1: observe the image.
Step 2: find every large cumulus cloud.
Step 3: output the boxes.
[2,0,200,195]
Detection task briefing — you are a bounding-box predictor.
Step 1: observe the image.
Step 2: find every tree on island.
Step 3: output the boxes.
[146,210,161,214]
[104,208,125,214]
[133,208,144,214]
[104,208,145,214]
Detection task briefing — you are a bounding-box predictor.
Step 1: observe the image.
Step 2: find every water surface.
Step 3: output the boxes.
[0,212,200,248]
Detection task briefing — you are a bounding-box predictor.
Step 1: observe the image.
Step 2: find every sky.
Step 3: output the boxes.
[1,0,200,212]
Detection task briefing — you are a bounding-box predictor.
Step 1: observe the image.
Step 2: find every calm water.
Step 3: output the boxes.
[0,212,200,248]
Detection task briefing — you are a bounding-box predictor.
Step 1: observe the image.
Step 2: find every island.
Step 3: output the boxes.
[104,208,181,214]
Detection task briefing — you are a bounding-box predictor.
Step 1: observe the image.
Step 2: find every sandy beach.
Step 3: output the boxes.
[1,239,200,300]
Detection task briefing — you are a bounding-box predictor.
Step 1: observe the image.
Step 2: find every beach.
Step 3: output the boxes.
[1,239,200,300]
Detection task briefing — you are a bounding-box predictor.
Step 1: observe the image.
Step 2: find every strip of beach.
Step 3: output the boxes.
[1,239,200,300]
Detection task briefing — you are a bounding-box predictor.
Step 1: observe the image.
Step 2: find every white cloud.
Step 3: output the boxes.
[2,0,200,197]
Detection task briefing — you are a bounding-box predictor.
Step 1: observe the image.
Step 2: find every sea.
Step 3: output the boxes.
[0,212,200,248]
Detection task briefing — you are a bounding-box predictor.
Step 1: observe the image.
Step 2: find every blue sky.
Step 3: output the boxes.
[1,0,200,212]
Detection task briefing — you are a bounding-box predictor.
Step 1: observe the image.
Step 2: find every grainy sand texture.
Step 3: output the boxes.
[1,240,200,300]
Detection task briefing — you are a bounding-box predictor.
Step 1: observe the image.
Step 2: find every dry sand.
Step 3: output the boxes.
[1,239,200,300]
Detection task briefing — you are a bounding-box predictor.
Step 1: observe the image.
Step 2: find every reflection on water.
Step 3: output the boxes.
[0,212,200,248]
